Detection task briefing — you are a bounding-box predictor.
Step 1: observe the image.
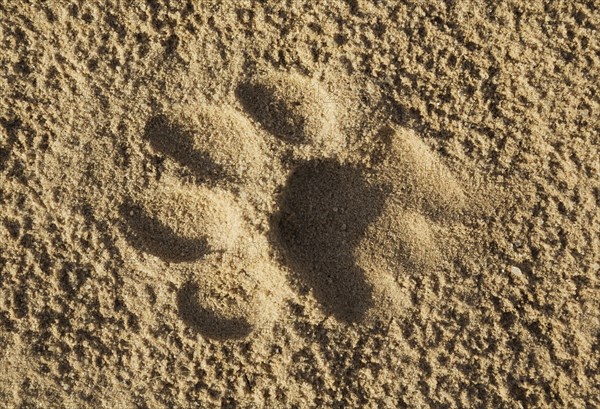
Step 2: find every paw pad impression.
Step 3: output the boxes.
[237,71,345,155]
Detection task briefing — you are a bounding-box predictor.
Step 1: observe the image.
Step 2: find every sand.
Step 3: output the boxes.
[1,1,599,408]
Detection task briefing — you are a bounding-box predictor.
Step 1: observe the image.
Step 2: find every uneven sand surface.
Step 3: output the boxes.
[1,1,599,408]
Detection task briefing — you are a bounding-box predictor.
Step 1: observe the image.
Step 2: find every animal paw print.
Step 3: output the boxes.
[121,70,471,339]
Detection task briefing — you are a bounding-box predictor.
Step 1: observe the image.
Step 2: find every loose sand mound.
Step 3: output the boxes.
[1,1,599,408]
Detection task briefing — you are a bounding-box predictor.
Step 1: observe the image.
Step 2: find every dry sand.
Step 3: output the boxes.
[1,1,599,408]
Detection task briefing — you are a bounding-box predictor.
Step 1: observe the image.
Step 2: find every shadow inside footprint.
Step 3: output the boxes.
[176,281,253,340]
[236,82,306,144]
[144,115,226,182]
[274,159,389,323]
[120,203,209,263]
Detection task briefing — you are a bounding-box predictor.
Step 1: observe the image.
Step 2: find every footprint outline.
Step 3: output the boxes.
[121,70,472,339]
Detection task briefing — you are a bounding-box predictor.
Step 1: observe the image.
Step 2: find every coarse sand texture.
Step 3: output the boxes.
[1,1,599,408]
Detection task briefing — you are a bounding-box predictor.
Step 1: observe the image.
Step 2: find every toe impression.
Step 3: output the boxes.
[236,71,345,156]
[145,106,268,184]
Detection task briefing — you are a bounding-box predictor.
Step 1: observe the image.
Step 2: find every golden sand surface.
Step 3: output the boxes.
[1,1,599,408]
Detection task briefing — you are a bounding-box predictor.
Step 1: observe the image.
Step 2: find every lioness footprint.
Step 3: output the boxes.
[122,70,474,339]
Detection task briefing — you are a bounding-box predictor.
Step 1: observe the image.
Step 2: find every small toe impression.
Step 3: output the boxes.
[155,185,244,251]
[144,114,226,183]
[274,159,388,323]
[176,256,271,340]
[376,127,466,219]
[236,72,345,154]
[121,203,209,263]
[144,106,268,183]
[121,185,244,262]
[177,281,253,340]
